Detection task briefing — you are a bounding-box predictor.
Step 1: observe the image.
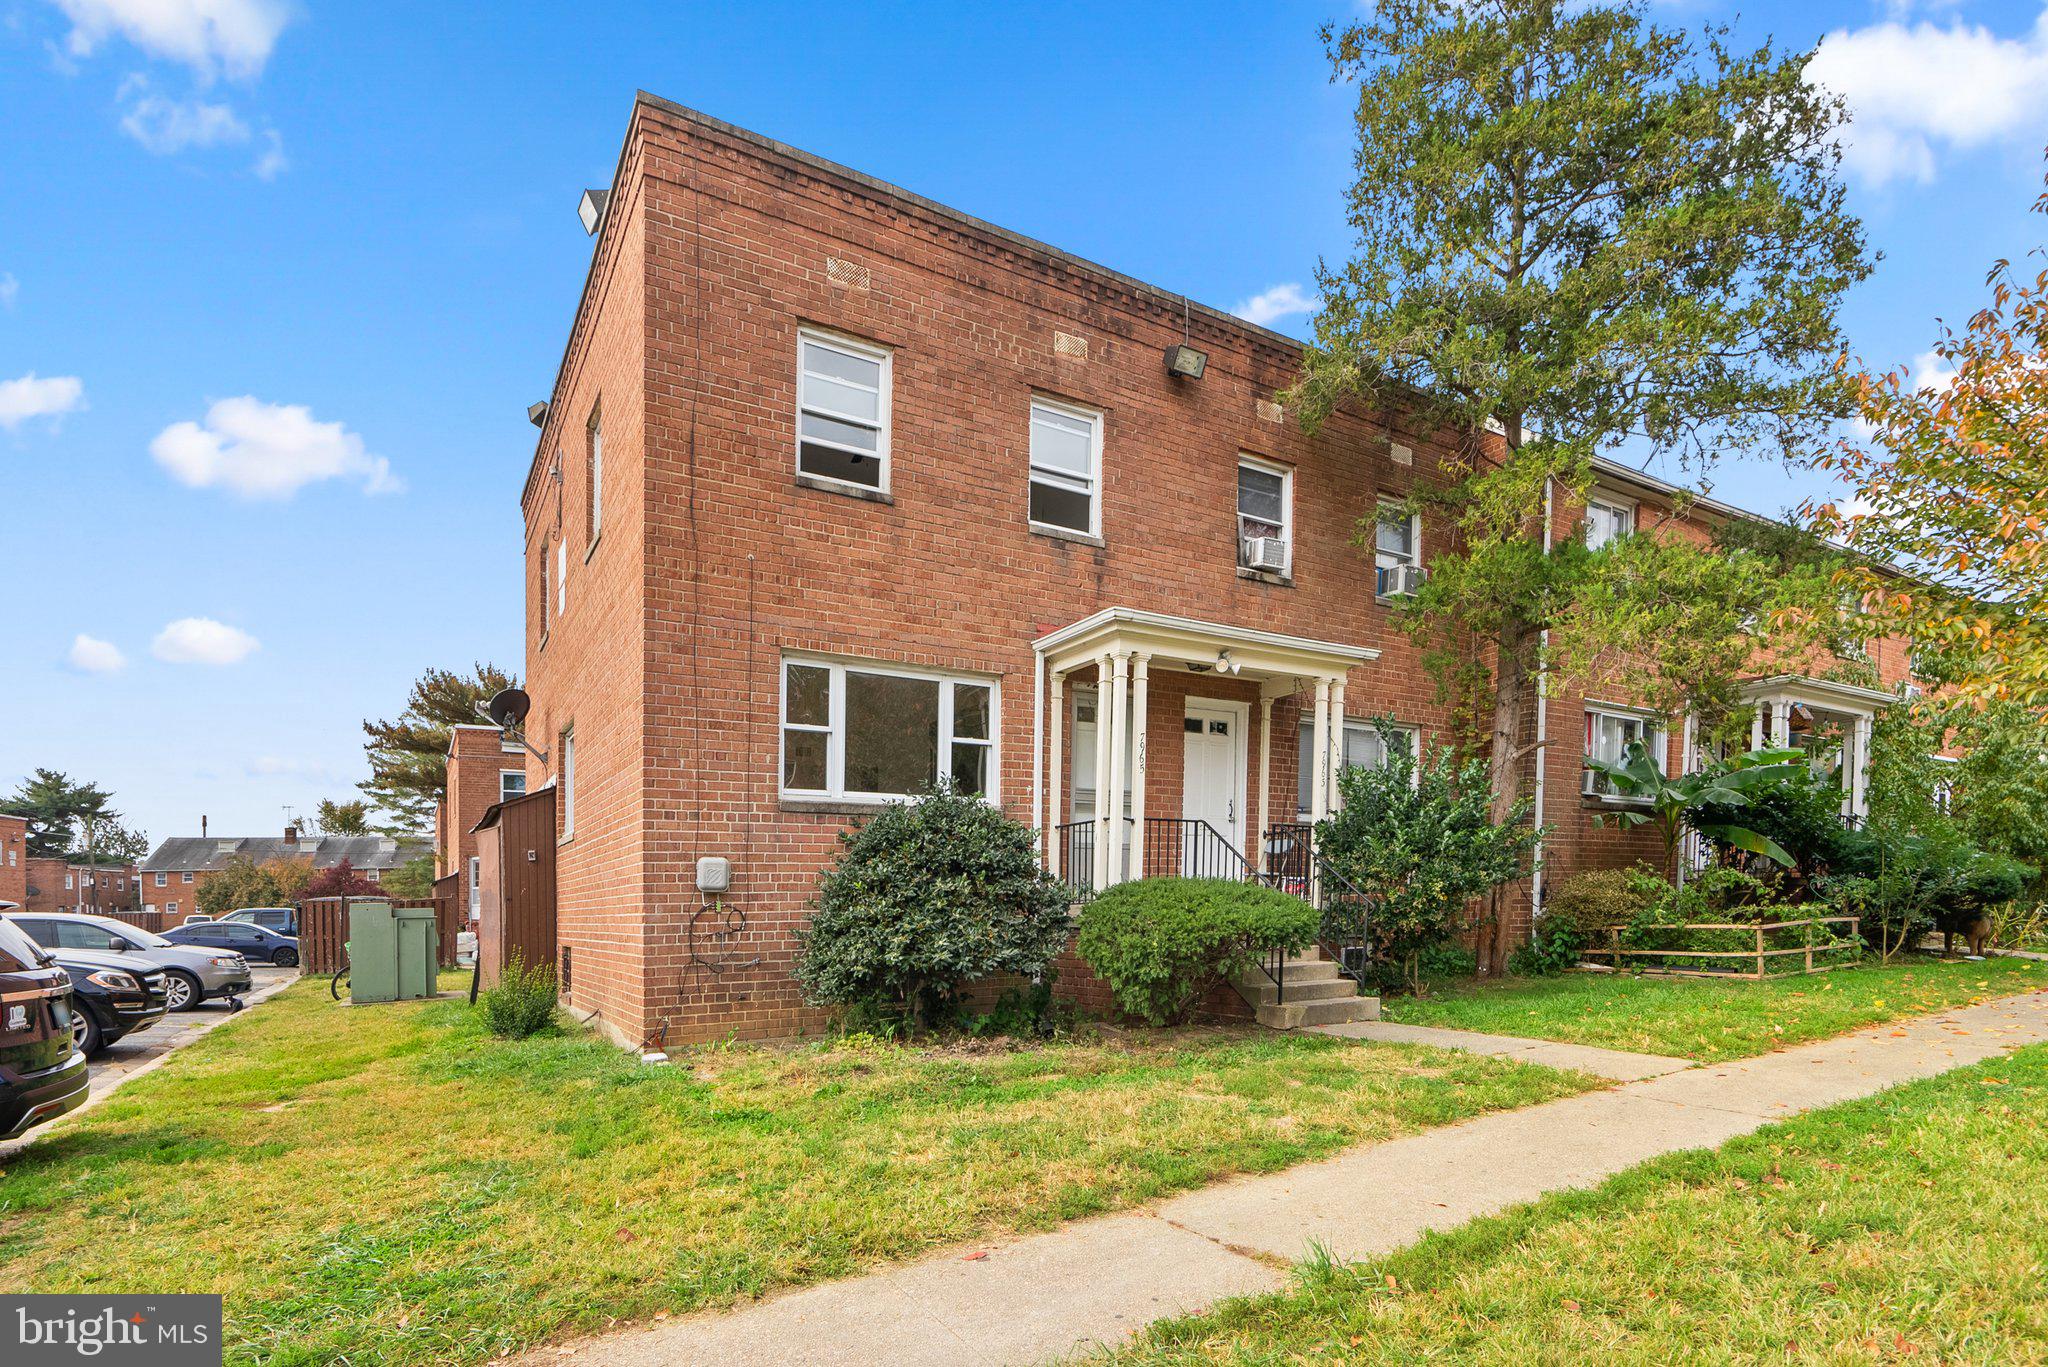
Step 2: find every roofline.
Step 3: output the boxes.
[1742,673,1900,709]
[1033,606,1380,665]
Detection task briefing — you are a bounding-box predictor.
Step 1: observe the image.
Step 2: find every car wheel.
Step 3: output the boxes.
[273,947,298,967]
[164,970,202,1012]
[72,1006,104,1057]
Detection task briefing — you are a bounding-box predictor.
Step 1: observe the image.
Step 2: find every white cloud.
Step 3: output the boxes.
[118,83,250,153]
[0,372,86,430]
[1908,348,1958,393]
[150,396,403,500]
[1232,282,1318,328]
[53,0,292,82]
[66,634,127,674]
[1808,10,2048,186]
[153,616,258,665]
[252,126,286,179]
[0,274,17,309]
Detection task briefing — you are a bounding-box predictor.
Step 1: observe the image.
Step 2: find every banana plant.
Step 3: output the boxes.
[1583,743,1806,875]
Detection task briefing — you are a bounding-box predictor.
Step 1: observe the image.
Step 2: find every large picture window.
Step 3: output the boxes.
[1027,397,1101,535]
[781,658,995,800]
[797,330,890,490]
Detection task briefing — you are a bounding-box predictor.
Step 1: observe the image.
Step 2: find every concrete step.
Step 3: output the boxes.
[1255,993,1383,1030]
[1233,974,1361,1008]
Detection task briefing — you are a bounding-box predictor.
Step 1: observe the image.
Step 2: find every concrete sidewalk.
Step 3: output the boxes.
[512,989,2048,1367]
[1308,1019,1692,1081]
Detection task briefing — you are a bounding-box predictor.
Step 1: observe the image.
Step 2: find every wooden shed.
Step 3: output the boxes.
[470,786,557,990]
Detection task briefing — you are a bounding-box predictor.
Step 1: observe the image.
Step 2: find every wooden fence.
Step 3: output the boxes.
[1583,915,1862,979]
[296,892,461,976]
[102,908,172,935]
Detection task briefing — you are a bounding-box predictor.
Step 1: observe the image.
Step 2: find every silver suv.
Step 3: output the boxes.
[6,912,253,1012]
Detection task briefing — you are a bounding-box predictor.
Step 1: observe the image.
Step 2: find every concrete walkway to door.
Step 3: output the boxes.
[508,989,2048,1367]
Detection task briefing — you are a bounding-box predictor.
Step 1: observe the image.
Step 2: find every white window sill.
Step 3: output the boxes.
[1030,522,1103,548]
[797,472,893,504]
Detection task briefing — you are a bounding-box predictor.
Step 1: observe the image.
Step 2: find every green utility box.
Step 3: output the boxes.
[346,900,439,1004]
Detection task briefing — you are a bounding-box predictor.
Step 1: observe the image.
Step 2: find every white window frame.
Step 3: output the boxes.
[64,873,73,889]
[586,403,603,551]
[181,872,192,884]
[1297,718,1416,819]
[555,537,568,620]
[1374,502,1421,598]
[1236,455,1292,574]
[1584,492,1638,550]
[167,901,179,917]
[500,769,527,802]
[779,655,999,803]
[468,855,482,918]
[796,328,892,493]
[154,872,167,887]
[559,726,576,839]
[1584,706,1669,800]
[1026,395,1103,538]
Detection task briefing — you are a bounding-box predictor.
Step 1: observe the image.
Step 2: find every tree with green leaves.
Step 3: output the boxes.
[1583,743,1804,876]
[0,769,131,862]
[361,663,516,833]
[1298,0,1870,971]
[313,799,372,836]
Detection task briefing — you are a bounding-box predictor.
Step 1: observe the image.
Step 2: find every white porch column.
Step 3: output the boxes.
[1850,712,1874,818]
[1310,679,1332,827]
[1129,653,1150,879]
[1325,678,1347,813]
[1750,702,1765,751]
[1092,653,1114,891]
[1256,695,1274,873]
[1047,672,1065,874]
[1105,650,1133,886]
[1770,697,1792,748]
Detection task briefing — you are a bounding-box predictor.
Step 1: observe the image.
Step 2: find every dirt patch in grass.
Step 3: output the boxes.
[0,975,1594,1365]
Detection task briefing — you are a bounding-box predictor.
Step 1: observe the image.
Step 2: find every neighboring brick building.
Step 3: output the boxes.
[515,93,1924,1051]
[23,858,140,916]
[436,724,530,919]
[139,827,431,919]
[0,815,27,909]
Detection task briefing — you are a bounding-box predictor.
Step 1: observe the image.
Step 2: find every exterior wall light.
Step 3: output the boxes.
[1164,343,1208,379]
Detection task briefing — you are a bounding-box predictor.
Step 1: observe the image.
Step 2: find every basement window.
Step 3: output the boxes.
[781,657,996,802]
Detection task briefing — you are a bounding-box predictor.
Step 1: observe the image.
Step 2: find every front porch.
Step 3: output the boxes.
[1031,607,1379,894]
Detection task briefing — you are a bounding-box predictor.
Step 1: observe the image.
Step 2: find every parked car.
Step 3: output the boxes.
[52,946,170,1056]
[162,919,300,968]
[5,912,252,1012]
[0,906,90,1141]
[220,906,299,938]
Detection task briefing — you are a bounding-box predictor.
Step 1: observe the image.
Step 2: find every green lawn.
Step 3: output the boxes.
[1388,954,2048,1061]
[0,974,1591,1366]
[1116,1042,2048,1364]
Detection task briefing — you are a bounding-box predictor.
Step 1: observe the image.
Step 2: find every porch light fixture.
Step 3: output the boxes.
[1215,650,1241,675]
[1164,343,1207,380]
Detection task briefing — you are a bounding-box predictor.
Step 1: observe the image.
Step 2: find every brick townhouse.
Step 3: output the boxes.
[22,858,140,915]
[139,827,431,920]
[435,724,531,919]
[0,815,27,909]
[512,93,1925,1052]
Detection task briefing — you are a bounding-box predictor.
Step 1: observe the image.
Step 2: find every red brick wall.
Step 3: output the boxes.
[0,816,27,910]
[24,860,140,915]
[442,726,515,914]
[523,97,1927,1048]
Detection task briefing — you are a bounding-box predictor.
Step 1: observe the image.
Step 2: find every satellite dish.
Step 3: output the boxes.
[486,688,531,730]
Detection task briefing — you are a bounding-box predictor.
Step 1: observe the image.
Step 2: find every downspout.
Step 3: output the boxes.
[1531,474,1554,931]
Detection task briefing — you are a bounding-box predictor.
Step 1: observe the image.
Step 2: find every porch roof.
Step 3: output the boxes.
[1741,674,1898,713]
[1034,607,1377,685]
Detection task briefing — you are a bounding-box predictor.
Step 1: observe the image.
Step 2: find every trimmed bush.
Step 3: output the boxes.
[1075,877,1317,1026]
[1515,865,1666,976]
[480,952,559,1038]
[793,788,1072,1031]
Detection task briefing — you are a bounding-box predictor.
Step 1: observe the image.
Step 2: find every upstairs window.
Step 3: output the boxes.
[586,403,603,548]
[782,658,996,801]
[1374,503,1420,597]
[1236,457,1291,574]
[797,330,890,490]
[1027,397,1101,535]
[1584,709,1666,798]
[539,535,551,638]
[501,769,527,802]
[559,727,576,838]
[1585,494,1636,550]
[555,538,568,620]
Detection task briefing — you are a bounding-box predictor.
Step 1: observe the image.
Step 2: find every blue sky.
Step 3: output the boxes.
[4,0,2046,847]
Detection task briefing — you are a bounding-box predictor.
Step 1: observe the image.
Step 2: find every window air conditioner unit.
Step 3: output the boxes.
[1241,536,1289,573]
[1384,563,1427,597]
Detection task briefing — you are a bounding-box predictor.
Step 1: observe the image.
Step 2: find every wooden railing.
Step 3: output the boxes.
[1582,915,1863,979]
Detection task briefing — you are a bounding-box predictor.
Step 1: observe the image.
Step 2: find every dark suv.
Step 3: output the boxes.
[0,910,91,1141]
[55,947,170,1055]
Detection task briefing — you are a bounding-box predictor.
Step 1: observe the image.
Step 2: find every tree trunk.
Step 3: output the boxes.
[1483,621,1536,977]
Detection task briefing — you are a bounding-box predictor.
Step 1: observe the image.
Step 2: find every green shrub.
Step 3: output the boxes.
[793,787,1072,1032]
[1075,877,1317,1025]
[1543,866,1668,942]
[1694,764,1851,886]
[479,952,559,1038]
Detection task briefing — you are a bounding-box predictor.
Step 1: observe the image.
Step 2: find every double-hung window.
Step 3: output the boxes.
[782,658,996,801]
[1585,494,1636,550]
[797,330,890,490]
[1297,719,1414,818]
[1236,457,1291,573]
[1027,397,1101,535]
[501,769,527,802]
[555,538,568,620]
[154,872,167,888]
[1584,709,1666,798]
[1374,503,1420,597]
[586,404,603,548]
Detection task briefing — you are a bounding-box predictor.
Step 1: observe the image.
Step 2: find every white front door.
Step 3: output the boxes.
[1182,701,1246,871]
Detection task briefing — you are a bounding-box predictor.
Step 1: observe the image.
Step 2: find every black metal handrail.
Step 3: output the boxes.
[1141,816,1268,883]
[1264,822,1379,992]
[1052,820,1098,900]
